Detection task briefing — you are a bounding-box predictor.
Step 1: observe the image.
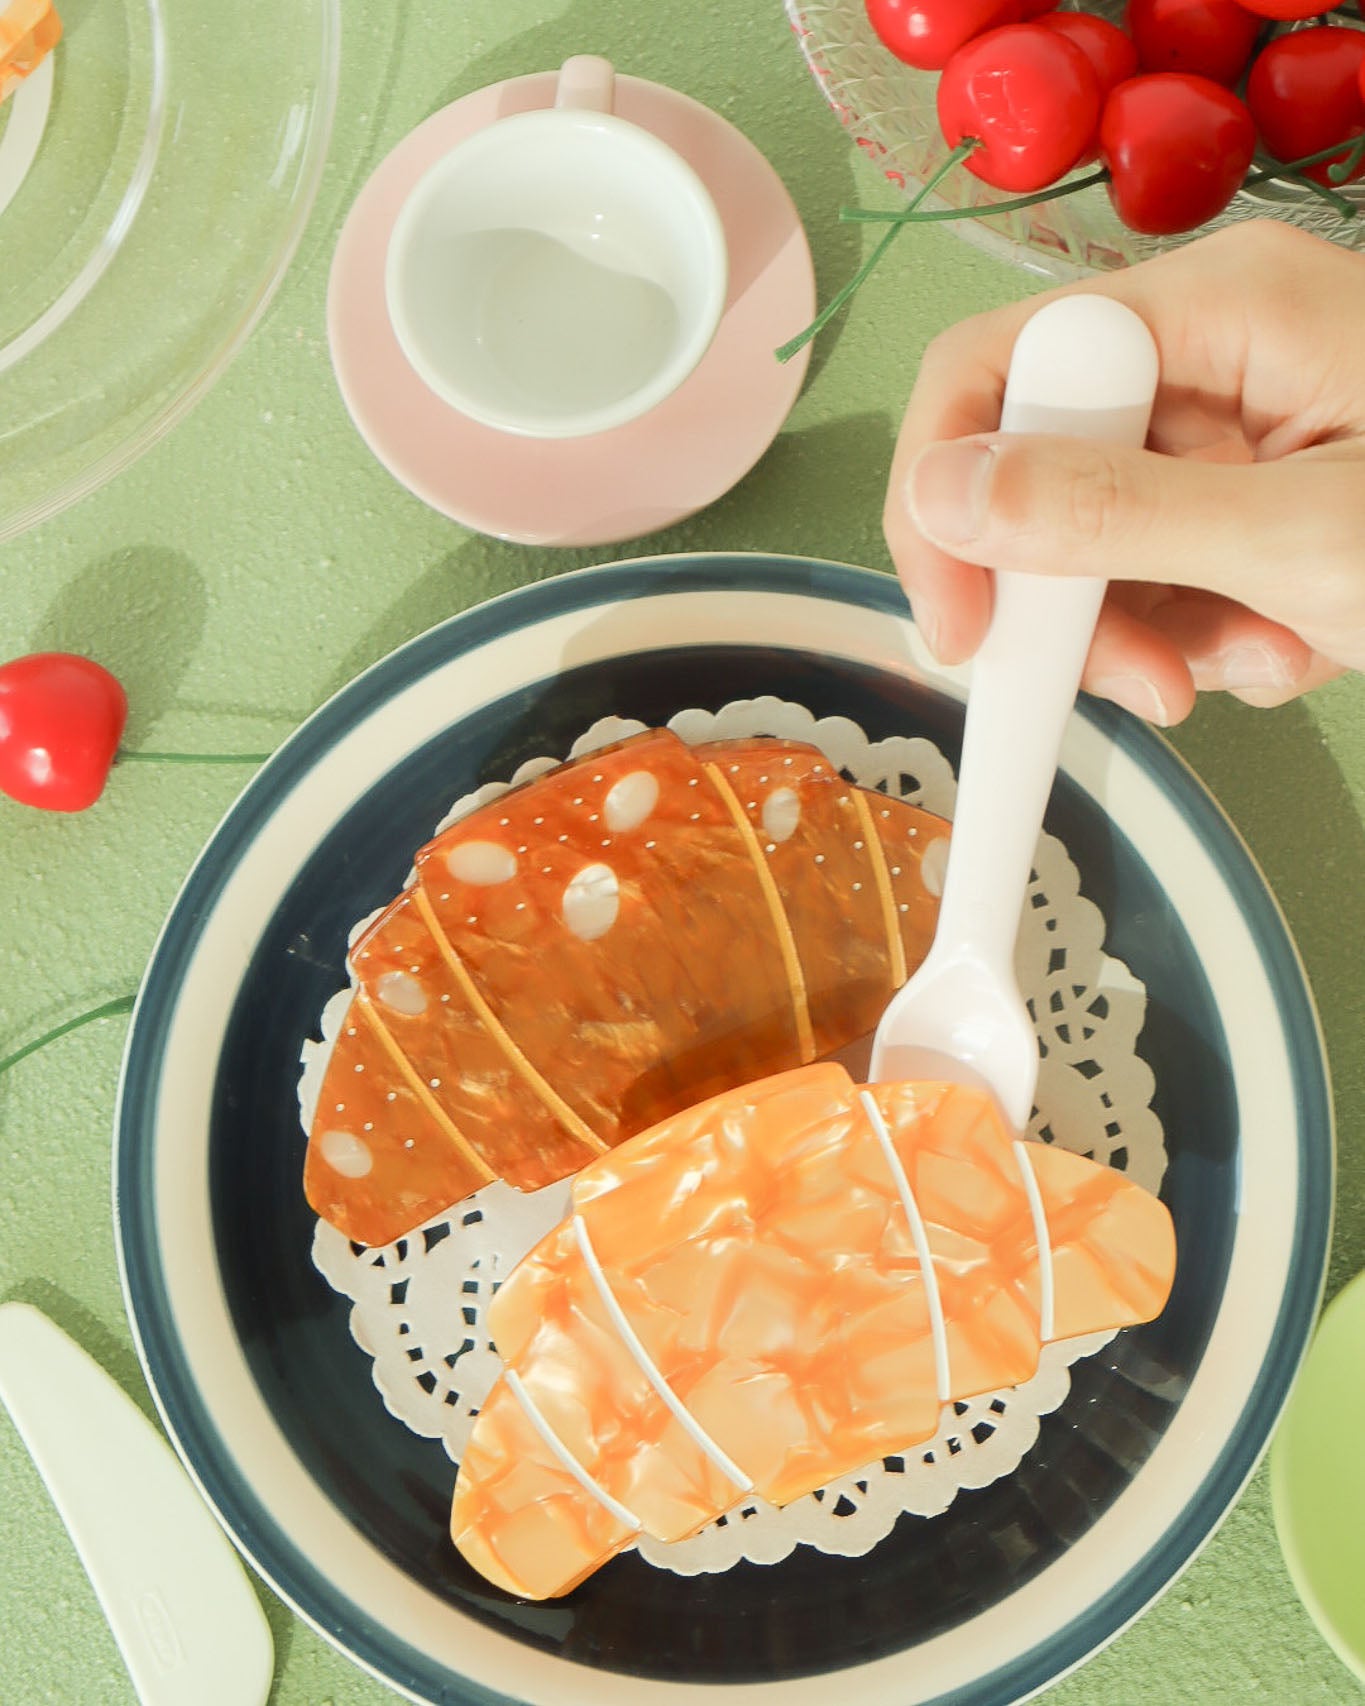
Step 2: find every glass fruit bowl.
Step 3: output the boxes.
[0,0,339,542]
[785,0,1365,280]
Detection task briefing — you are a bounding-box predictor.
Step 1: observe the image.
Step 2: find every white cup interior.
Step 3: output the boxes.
[385,108,728,439]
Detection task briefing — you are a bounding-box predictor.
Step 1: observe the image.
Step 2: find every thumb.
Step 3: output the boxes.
[901,433,1349,612]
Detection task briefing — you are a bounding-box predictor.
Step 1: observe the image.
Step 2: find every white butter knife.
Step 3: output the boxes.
[0,1302,273,1706]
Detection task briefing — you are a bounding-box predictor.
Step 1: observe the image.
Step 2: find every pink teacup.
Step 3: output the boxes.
[384,56,728,439]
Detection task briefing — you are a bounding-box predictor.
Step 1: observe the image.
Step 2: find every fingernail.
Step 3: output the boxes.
[907,597,943,659]
[1090,674,1171,725]
[906,442,996,547]
[1213,644,1297,691]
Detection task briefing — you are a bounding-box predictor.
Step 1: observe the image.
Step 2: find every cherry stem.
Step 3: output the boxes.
[115,749,272,765]
[1326,135,1365,187]
[840,137,1361,245]
[1289,171,1356,220]
[840,166,1110,227]
[774,139,979,364]
[0,994,137,1079]
[1245,134,1365,186]
[774,126,1365,365]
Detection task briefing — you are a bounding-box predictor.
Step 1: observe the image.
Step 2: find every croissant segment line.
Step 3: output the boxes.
[1044,1171,1169,1321]
[851,788,906,987]
[357,995,495,1184]
[571,1212,754,1495]
[503,1368,642,1534]
[1012,1138,1056,1343]
[411,884,606,1156]
[858,1087,952,1403]
[701,761,815,1063]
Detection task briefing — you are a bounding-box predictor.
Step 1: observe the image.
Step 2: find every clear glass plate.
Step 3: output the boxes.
[785,0,1365,280]
[0,0,339,541]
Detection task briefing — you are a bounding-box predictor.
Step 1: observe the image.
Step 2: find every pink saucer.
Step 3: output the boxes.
[326,72,815,547]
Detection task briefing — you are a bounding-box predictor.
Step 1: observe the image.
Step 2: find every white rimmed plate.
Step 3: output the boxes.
[114,554,1332,1706]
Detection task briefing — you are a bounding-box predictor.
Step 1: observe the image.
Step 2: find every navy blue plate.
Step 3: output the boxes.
[115,555,1331,1706]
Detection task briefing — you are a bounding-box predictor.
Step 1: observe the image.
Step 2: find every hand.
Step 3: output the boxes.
[883,220,1365,723]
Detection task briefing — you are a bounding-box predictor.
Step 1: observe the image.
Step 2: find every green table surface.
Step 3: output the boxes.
[3,5,1365,1703]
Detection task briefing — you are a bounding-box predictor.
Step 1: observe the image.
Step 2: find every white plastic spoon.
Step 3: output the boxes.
[0,1302,273,1706]
[869,293,1159,1133]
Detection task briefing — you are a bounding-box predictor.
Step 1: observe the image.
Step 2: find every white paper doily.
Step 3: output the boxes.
[303,696,1166,1577]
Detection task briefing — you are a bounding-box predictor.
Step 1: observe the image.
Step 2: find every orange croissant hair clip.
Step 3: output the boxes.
[451,1064,1177,1598]
[303,728,952,1245]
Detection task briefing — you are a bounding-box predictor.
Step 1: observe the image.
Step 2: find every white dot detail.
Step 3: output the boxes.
[603,769,659,832]
[761,786,801,844]
[447,840,518,885]
[375,970,427,1017]
[921,837,950,898]
[562,863,620,941]
[320,1129,373,1179]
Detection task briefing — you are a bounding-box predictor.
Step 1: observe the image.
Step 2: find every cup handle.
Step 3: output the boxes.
[554,54,614,113]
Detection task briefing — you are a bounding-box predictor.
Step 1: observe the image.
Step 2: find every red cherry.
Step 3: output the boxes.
[938,24,1102,193]
[1100,73,1255,235]
[1125,0,1261,87]
[1246,27,1365,186]
[0,653,128,812]
[863,0,1021,72]
[1039,11,1139,99]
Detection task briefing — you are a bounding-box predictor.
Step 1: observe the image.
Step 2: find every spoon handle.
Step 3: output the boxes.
[930,295,1159,982]
[0,1302,273,1706]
